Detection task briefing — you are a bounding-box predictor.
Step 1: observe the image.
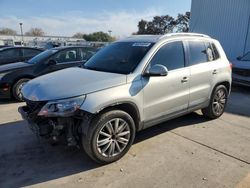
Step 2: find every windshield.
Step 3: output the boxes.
[241,51,250,61]
[84,42,154,74]
[27,49,58,64]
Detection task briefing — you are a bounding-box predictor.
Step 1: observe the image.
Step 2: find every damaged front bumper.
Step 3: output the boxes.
[18,103,93,146]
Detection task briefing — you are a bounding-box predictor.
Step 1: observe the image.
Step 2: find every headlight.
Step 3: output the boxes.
[38,95,86,117]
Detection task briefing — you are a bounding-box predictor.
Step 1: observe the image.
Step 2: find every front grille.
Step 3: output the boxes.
[232,68,250,77]
[26,100,45,111]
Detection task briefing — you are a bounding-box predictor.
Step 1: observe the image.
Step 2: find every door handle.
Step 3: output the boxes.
[212,69,217,75]
[181,77,189,83]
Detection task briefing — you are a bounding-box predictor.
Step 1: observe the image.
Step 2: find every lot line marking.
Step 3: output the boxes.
[170,131,250,165]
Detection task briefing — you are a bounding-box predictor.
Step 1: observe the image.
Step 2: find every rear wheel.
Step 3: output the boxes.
[12,78,30,101]
[202,85,228,119]
[82,110,136,164]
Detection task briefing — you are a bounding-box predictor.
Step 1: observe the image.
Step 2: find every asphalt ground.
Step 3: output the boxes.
[0,85,249,188]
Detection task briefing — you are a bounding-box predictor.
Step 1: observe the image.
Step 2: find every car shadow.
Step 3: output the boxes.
[0,98,20,105]
[135,112,208,144]
[0,112,210,187]
[0,120,99,187]
[225,85,250,117]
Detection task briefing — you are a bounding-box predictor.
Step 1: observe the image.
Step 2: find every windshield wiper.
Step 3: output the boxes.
[84,65,102,72]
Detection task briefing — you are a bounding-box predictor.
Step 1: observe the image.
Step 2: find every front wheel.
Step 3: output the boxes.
[12,78,31,101]
[82,110,136,164]
[202,85,228,119]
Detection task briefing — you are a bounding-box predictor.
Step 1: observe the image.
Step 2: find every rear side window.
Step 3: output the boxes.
[54,49,77,63]
[23,49,41,57]
[150,41,185,71]
[188,41,208,66]
[0,49,20,59]
[79,47,98,61]
[188,41,220,66]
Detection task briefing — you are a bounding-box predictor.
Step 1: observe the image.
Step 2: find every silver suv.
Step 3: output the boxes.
[19,33,232,164]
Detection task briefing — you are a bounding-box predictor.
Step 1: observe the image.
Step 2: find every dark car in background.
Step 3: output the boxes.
[0,46,44,66]
[0,46,98,101]
[232,51,250,87]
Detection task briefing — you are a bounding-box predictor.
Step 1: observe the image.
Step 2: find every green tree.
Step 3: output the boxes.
[136,12,190,35]
[25,28,45,36]
[174,12,190,32]
[83,32,115,42]
[137,19,148,34]
[0,28,17,35]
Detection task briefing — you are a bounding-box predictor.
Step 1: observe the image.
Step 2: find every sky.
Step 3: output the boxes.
[0,0,191,38]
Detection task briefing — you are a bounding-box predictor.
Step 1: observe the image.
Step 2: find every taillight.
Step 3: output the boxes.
[1,83,10,91]
[229,63,233,69]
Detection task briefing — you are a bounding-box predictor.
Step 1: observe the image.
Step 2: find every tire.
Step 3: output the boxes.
[82,110,136,164]
[202,85,228,119]
[12,78,30,101]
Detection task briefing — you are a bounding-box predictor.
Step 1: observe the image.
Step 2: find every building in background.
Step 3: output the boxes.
[190,0,250,60]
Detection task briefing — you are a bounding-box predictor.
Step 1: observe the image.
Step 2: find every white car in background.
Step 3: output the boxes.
[232,51,250,87]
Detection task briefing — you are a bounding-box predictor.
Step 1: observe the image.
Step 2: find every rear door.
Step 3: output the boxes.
[186,40,219,108]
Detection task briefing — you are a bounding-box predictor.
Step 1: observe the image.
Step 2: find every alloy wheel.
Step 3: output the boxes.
[212,88,226,115]
[96,118,131,157]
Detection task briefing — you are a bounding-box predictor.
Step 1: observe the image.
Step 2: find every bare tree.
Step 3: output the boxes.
[0,28,17,35]
[25,28,45,36]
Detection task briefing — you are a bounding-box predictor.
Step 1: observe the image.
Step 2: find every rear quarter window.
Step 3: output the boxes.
[211,43,220,60]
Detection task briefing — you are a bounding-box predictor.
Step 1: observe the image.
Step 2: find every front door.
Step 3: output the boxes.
[142,41,190,127]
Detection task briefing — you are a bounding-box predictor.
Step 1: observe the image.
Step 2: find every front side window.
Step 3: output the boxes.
[54,49,77,63]
[85,42,154,74]
[149,41,185,71]
[188,41,208,66]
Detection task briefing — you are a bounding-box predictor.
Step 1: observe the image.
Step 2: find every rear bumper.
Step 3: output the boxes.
[232,74,250,87]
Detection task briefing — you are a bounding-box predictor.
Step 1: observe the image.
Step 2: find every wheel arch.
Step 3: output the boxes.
[94,102,142,131]
[11,75,34,97]
[210,81,231,99]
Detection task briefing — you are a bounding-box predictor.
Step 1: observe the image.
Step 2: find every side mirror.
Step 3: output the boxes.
[143,64,168,77]
[236,56,242,60]
[47,59,57,66]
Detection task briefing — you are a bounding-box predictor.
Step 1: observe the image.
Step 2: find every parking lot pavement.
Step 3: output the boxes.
[0,86,249,188]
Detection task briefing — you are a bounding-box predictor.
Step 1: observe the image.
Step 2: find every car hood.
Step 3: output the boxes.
[22,67,127,101]
[0,62,32,73]
[232,60,250,69]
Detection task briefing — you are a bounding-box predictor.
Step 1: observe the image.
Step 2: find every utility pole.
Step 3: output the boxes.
[19,23,24,45]
[108,30,112,36]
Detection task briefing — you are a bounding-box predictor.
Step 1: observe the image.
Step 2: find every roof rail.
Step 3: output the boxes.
[159,32,211,39]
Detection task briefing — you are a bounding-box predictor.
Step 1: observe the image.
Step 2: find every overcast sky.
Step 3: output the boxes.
[0,0,191,37]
